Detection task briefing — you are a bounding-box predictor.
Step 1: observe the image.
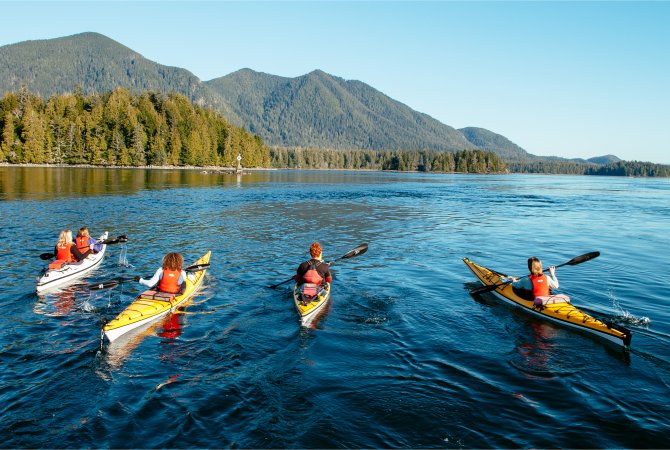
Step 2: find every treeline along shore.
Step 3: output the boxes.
[1,88,667,176]
[0,88,505,174]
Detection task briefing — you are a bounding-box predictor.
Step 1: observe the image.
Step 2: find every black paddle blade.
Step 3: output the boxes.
[101,234,129,245]
[185,263,210,273]
[39,252,55,260]
[341,243,368,259]
[565,251,600,266]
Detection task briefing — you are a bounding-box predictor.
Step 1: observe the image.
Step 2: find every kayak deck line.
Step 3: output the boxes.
[463,257,632,348]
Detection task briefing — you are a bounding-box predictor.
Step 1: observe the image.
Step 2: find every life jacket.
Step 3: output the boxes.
[529,274,550,297]
[158,268,181,294]
[302,260,324,285]
[76,236,90,254]
[56,244,75,262]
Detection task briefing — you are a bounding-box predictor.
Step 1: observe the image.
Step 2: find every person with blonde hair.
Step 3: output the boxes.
[54,229,92,263]
[137,252,190,294]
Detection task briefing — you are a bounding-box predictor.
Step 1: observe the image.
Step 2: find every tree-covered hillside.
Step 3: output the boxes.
[207,69,476,151]
[0,88,268,167]
[0,32,241,123]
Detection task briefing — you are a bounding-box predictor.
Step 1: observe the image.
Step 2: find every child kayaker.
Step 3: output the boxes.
[75,227,104,254]
[137,252,190,294]
[509,256,559,301]
[54,229,92,263]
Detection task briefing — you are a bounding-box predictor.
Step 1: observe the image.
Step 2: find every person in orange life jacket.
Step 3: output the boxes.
[294,242,333,287]
[76,227,104,254]
[136,252,190,294]
[54,229,92,262]
[508,257,559,301]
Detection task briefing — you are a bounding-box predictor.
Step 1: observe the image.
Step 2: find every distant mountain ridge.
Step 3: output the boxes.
[0,32,617,163]
[206,68,475,151]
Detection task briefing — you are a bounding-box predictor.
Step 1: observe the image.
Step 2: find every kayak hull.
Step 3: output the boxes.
[103,251,210,342]
[293,283,331,327]
[463,258,631,347]
[36,232,109,293]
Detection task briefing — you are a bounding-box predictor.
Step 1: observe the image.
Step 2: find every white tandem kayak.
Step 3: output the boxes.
[36,231,109,293]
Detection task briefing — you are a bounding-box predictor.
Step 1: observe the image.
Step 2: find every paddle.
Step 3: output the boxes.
[39,235,129,260]
[267,243,368,289]
[469,251,600,295]
[88,262,211,290]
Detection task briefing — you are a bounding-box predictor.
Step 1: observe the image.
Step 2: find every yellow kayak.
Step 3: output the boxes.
[463,257,631,347]
[293,282,331,327]
[103,251,210,342]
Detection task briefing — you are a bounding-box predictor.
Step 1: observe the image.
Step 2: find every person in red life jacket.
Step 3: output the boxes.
[509,256,559,301]
[136,252,190,294]
[53,229,92,263]
[75,227,104,254]
[294,242,333,287]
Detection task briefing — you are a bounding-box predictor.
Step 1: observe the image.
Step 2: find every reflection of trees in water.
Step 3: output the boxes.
[0,166,277,200]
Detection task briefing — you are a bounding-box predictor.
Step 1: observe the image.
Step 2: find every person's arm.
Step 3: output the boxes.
[70,244,91,262]
[322,264,333,283]
[90,237,104,253]
[178,270,191,284]
[294,262,307,283]
[139,268,163,288]
[547,266,559,289]
[511,277,532,290]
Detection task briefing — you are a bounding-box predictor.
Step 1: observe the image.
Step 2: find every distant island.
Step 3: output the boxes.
[0,32,667,176]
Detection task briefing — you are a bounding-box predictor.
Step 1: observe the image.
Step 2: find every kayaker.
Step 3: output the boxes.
[294,242,333,287]
[75,227,104,254]
[509,256,559,300]
[54,229,92,262]
[137,252,191,294]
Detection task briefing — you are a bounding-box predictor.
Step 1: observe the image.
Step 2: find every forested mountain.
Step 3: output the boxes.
[0,32,241,123]
[2,32,662,176]
[206,69,476,151]
[459,127,532,160]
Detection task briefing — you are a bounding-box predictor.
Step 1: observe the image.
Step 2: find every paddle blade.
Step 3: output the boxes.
[185,263,210,273]
[341,243,368,260]
[564,251,600,266]
[39,252,55,260]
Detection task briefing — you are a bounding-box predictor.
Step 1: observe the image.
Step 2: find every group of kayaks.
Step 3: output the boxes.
[36,235,632,349]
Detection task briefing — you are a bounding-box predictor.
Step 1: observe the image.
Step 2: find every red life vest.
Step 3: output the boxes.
[56,244,74,262]
[302,261,324,285]
[76,236,90,254]
[158,268,181,294]
[529,274,550,297]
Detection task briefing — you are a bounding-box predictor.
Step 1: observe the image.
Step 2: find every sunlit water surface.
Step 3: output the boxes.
[1,167,669,448]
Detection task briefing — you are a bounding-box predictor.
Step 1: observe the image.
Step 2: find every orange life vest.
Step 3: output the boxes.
[302,261,324,285]
[158,268,181,294]
[56,244,75,262]
[529,274,550,297]
[76,236,90,254]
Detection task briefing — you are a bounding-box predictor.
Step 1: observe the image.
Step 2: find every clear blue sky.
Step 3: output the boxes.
[1,1,668,164]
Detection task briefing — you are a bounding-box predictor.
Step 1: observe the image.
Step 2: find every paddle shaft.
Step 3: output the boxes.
[267,243,368,289]
[470,251,600,295]
[40,235,127,260]
[89,262,210,290]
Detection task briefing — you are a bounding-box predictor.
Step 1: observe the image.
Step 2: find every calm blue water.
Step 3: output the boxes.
[1,167,669,448]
